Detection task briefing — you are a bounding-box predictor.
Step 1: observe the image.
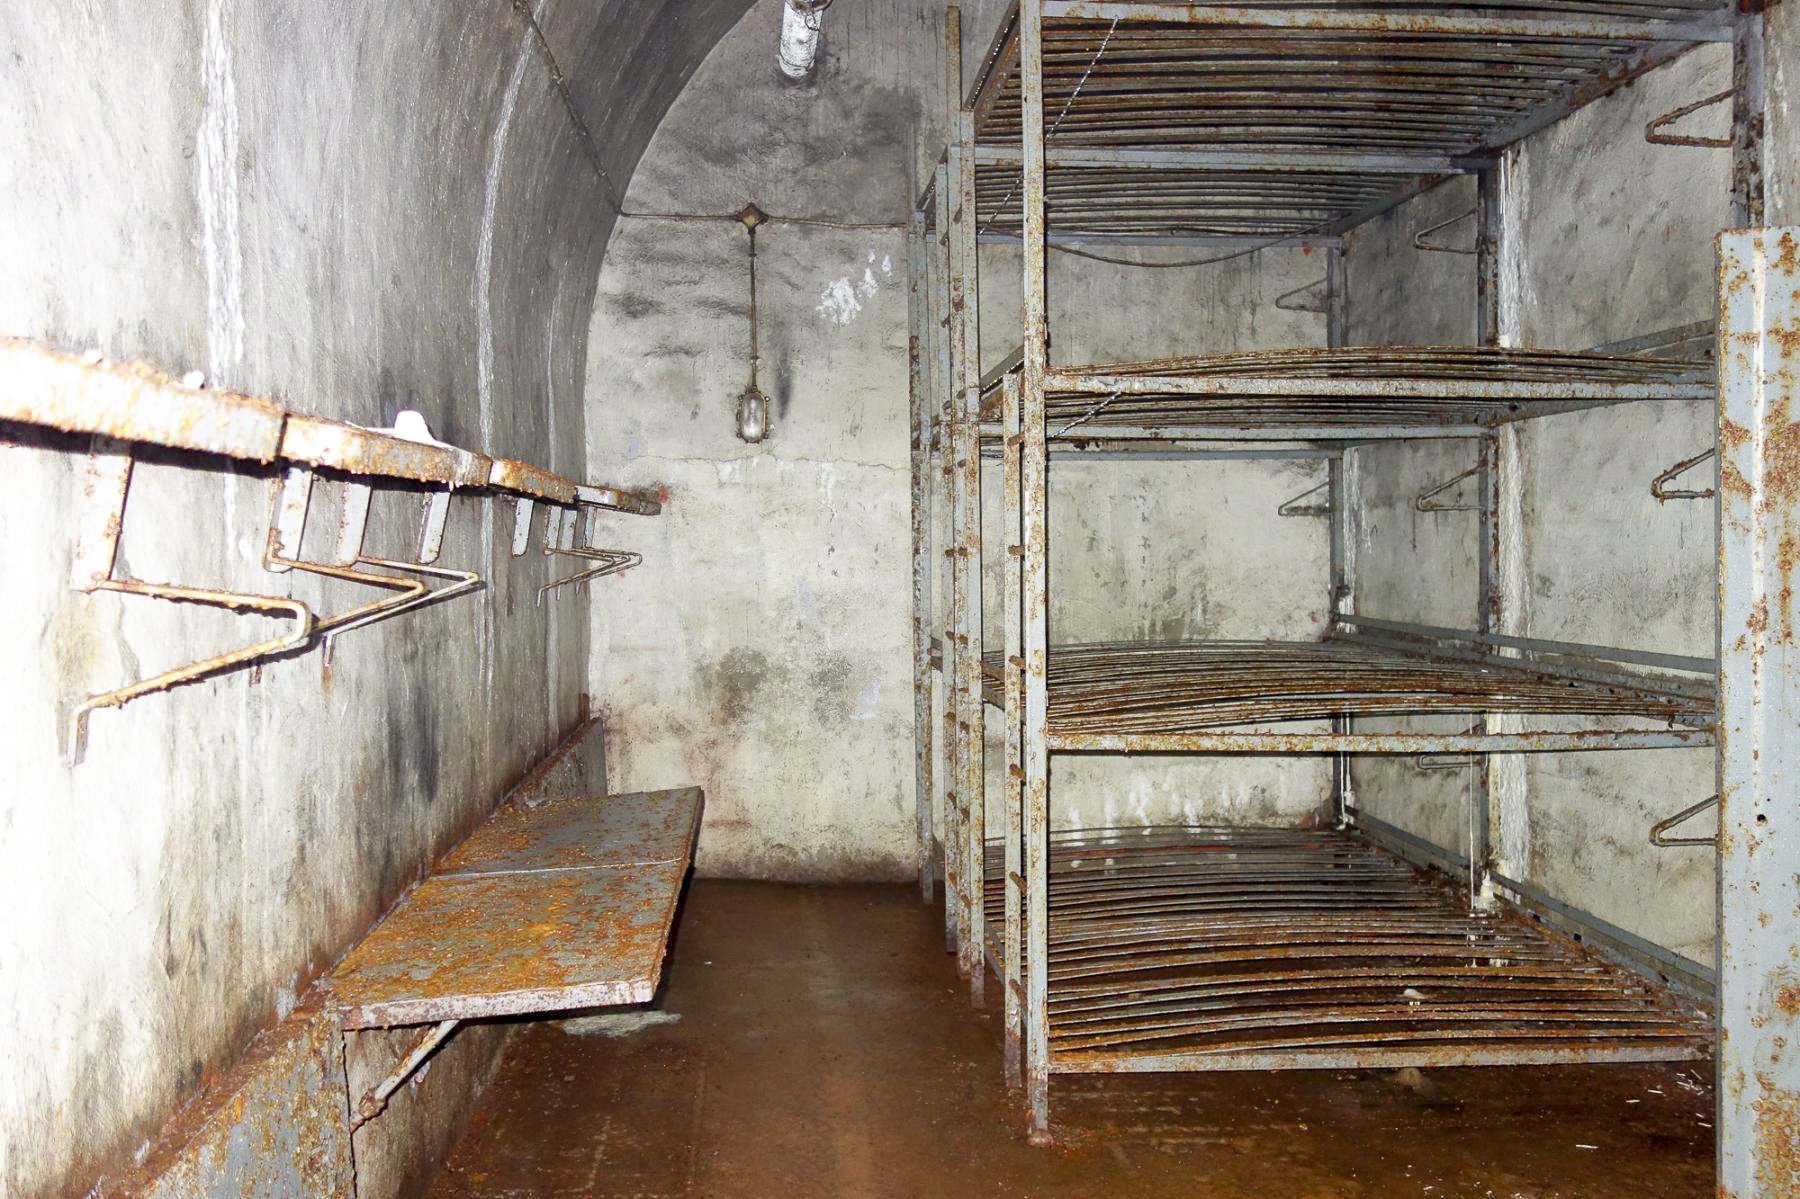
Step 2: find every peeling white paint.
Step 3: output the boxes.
[816,276,864,325]
[851,678,880,720]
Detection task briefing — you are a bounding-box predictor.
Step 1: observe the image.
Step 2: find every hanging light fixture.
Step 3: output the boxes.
[735,203,771,444]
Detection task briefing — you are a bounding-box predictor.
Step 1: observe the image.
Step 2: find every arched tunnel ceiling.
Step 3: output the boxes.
[540,0,759,243]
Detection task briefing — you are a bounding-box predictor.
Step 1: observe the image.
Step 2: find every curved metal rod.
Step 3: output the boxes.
[1412,208,1477,255]
[1277,479,1330,518]
[1645,89,1734,149]
[1415,465,1480,512]
[68,582,317,765]
[537,547,642,606]
[1274,276,1329,314]
[1651,447,1715,502]
[1650,793,1719,847]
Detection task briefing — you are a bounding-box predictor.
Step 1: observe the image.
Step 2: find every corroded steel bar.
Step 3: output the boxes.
[933,159,960,953]
[943,11,971,964]
[1040,4,1731,41]
[1716,227,1800,1199]
[909,212,936,903]
[1052,730,1710,753]
[1730,10,1765,227]
[1002,374,1025,1087]
[352,1019,461,1130]
[281,414,490,488]
[957,98,987,1006]
[0,335,285,461]
[1020,0,1052,1142]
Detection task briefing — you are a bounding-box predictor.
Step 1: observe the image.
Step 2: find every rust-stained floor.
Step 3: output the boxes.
[427,881,1716,1198]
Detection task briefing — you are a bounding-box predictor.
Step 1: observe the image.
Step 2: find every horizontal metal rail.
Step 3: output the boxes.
[1039,4,1732,42]
[1334,614,1715,675]
[1051,729,1710,753]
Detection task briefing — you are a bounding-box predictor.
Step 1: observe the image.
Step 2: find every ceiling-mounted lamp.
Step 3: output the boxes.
[735,203,771,444]
[779,0,832,80]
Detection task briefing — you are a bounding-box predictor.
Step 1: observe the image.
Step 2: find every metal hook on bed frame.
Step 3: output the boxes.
[1650,448,1716,502]
[1645,89,1734,149]
[1650,794,1719,848]
[1415,465,1480,512]
[536,503,641,605]
[1412,208,1477,255]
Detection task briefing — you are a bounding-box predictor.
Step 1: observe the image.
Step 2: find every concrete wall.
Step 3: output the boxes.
[0,3,745,1195]
[1342,45,1730,967]
[589,1,1335,879]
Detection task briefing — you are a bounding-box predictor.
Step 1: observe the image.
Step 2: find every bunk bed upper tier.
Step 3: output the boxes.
[977,345,1710,435]
[978,639,1711,739]
[965,1,1732,237]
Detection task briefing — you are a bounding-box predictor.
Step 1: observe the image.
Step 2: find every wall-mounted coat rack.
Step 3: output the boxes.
[0,336,661,763]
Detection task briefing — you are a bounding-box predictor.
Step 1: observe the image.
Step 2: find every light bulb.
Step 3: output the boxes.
[736,386,770,443]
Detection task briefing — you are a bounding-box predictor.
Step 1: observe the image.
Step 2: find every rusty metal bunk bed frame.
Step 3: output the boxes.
[906,2,1792,1181]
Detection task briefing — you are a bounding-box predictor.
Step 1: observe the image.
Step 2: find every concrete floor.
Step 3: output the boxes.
[427,881,1716,1198]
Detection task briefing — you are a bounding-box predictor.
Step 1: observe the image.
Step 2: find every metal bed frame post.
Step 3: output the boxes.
[1473,162,1505,904]
[1001,373,1025,1088]
[1326,245,1349,826]
[1730,7,1765,229]
[1715,227,1799,1199]
[933,158,961,955]
[1018,0,1053,1141]
[908,209,935,903]
[956,88,987,1007]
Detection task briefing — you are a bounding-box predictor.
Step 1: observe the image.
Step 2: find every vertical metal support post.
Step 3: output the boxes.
[1327,453,1348,823]
[1327,248,1349,823]
[1474,164,1505,904]
[1019,0,1053,1143]
[1001,374,1025,1088]
[933,160,960,953]
[908,212,936,903]
[1476,167,1502,349]
[1716,227,1800,1198]
[943,7,972,968]
[1325,244,1347,350]
[956,101,986,1007]
[1732,9,1766,228]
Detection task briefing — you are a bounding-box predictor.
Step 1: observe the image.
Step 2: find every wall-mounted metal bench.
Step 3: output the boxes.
[324,786,704,1128]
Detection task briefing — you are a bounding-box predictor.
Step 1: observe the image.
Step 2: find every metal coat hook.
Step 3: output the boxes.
[1650,794,1718,847]
[1412,208,1477,255]
[1274,277,1329,314]
[1645,89,1734,149]
[536,503,641,605]
[265,467,482,665]
[65,439,319,765]
[1651,447,1715,502]
[1415,465,1480,512]
[1278,479,1331,518]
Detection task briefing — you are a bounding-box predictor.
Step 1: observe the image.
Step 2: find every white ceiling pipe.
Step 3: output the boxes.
[779,0,829,78]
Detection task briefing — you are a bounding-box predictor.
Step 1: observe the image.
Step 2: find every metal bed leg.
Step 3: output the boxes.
[1019,0,1052,1142]
[1001,375,1025,1088]
[956,91,986,1010]
[934,157,961,958]
[909,212,936,904]
[1715,227,1799,1199]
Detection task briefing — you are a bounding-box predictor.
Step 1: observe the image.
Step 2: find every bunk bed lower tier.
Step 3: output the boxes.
[978,638,1712,752]
[982,827,1711,1073]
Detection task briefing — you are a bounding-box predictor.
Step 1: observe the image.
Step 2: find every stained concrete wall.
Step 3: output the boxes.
[589,1,1336,879]
[1342,45,1730,966]
[0,3,746,1195]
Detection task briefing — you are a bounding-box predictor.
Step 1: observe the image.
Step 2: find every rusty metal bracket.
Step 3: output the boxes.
[1274,277,1330,314]
[66,439,318,765]
[1650,793,1719,847]
[536,504,640,605]
[1651,447,1716,501]
[1645,89,1734,148]
[1412,208,1478,255]
[263,467,482,660]
[1277,479,1331,517]
[348,1019,460,1131]
[1415,465,1480,512]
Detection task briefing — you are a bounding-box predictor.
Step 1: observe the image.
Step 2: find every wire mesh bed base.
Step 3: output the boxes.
[978,638,1712,752]
[977,346,1712,437]
[983,826,1712,1073]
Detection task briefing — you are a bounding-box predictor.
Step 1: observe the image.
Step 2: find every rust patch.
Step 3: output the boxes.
[1751,1080,1800,1195]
